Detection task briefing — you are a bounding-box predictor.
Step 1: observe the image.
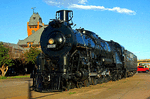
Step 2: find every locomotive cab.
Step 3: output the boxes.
[56,10,73,25]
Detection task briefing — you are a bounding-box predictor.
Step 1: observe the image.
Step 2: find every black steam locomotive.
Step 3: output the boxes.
[32,10,137,92]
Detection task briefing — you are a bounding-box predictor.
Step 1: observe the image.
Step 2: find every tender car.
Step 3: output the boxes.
[137,66,150,73]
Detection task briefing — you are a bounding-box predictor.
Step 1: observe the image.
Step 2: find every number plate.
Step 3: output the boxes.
[47,44,56,48]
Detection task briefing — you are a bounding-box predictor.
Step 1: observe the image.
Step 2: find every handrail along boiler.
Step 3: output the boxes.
[32,10,137,92]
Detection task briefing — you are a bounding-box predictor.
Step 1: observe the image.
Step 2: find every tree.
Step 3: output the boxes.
[24,47,41,64]
[0,43,14,76]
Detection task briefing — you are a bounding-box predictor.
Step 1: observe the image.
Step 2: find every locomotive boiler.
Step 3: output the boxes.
[32,10,137,92]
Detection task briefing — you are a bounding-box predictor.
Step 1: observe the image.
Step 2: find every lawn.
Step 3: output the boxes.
[0,75,30,79]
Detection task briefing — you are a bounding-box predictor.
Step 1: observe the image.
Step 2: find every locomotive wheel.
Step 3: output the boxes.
[66,81,76,91]
[71,82,76,89]
[77,82,82,88]
[124,70,127,78]
[91,77,98,85]
[66,81,71,91]
[112,74,117,81]
[104,76,110,83]
[121,73,124,78]
[118,74,122,80]
[84,80,90,87]
[97,76,104,84]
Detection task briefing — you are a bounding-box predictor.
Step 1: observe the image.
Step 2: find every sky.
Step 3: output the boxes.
[0,0,150,59]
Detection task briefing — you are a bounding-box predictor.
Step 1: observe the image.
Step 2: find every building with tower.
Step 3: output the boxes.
[27,12,45,36]
[18,11,48,50]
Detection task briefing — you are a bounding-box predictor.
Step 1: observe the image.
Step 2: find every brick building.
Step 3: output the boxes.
[18,12,47,50]
[0,42,24,59]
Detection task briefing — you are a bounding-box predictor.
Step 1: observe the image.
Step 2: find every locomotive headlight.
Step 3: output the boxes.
[49,38,54,44]
[47,31,66,50]
[59,38,63,43]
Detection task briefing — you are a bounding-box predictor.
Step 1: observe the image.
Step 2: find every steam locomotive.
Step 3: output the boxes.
[32,10,137,92]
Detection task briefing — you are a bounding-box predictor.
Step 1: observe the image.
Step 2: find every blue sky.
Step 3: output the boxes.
[0,0,150,59]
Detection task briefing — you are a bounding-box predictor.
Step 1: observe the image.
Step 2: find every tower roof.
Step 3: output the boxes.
[28,12,43,26]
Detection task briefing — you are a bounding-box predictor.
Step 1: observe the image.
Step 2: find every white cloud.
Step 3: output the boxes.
[46,1,60,5]
[78,0,87,4]
[106,7,136,15]
[69,4,105,10]
[69,4,136,15]
[44,0,136,15]
[44,0,80,7]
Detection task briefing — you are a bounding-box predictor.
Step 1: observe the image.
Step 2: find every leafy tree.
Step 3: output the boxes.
[24,47,41,64]
[0,43,13,76]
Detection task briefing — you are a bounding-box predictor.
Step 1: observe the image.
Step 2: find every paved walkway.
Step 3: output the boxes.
[0,73,150,99]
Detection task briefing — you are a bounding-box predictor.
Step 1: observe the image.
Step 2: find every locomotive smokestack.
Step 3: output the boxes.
[62,10,68,22]
[56,10,73,25]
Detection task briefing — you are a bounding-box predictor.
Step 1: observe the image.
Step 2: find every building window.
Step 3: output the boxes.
[32,30,35,33]
[29,43,31,47]
[30,26,34,28]
[39,18,42,23]
[33,17,36,20]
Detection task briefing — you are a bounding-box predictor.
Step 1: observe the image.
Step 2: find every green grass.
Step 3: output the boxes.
[0,75,30,79]
[69,92,76,95]
[7,75,30,79]
[0,76,7,79]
